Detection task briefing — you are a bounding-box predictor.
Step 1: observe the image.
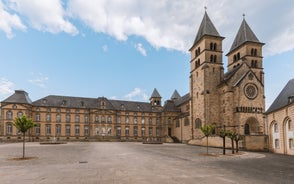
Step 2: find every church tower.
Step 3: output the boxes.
[189,10,224,136]
[226,16,265,84]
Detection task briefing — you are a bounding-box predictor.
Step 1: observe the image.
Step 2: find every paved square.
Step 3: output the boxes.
[0,142,293,184]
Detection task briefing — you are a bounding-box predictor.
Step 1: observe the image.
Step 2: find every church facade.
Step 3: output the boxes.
[0,11,266,144]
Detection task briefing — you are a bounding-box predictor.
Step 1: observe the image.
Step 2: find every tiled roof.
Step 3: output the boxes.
[228,19,263,55]
[266,79,294,114]
[1,90,32,104]
[192,11,221,46]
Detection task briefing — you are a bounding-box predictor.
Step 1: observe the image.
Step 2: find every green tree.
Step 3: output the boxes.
[200,124,215,154]
[226,130,238,154]
[234,134,244,153]
[13,115,36,158]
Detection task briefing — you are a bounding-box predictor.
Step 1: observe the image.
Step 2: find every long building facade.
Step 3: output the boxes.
[0,11,266,143]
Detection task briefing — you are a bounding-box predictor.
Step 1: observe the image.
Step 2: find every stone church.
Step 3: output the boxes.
[0,11,266,145]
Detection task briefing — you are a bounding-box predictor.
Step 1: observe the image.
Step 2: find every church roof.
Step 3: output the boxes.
[150,88,161,99]
[175,93,190,106]
[192,11,222,46]
[228,18,263,55]
[266,79,294,114]
[171,90,181,100]
[162,100,181,112]
[1,90,32,104]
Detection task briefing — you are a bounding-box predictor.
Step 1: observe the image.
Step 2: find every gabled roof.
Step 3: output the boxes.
[171,90,181,100]
[228,19,263,55]
[192,11,222,47]
[1,90,32,104]
[266,79,294,114]
[150,88,161,99]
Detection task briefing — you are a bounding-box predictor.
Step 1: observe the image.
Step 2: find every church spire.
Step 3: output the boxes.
[191,10,222,47]
[227,17,264,55]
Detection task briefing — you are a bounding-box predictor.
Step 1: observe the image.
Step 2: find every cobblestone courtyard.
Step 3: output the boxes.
[0,142,293,184]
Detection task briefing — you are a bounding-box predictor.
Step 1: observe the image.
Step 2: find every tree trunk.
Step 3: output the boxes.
[235,140,239,153]
[206,136,208,154]
[231,138,234,154]
[23,132,25,158]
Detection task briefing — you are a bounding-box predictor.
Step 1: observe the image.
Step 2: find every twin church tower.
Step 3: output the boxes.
[189,10,265,138]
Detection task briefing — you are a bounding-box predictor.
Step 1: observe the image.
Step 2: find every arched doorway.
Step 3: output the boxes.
[284,118,293,154]
[244,117,259,135]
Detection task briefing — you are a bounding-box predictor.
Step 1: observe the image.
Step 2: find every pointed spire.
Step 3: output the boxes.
[150,88,161,99]
[192,11,221,45]
[228,17,264,55]
[171,90,181,100]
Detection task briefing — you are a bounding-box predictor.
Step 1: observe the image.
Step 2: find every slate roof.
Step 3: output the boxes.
[109,99,160,112]
[266,79,294,114]
[162,100,181,112]
[175,93,190,106]
[1,90,32,104]
[171,90,181,100]
[150,88,161,99]
[227,19,263,55]
[192,11,222,46]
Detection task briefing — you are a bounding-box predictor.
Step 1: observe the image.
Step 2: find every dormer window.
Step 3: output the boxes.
[43,99,47,104]
[81,101,84,106]
[62,100,66,106]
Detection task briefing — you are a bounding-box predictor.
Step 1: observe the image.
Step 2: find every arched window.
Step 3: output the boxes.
[288,120,292,130]
[6,123,12,135]
[17,111,23,117]
[233,55,236,62]
[210,55,213,62]
[210,42,213,50]
[244,123,250,135]
[213,43,217,51]
[6,111,13,120]
[213,55,217,63]
[195,118,202,129]
[237,53,240,60]
[274,123,278,132]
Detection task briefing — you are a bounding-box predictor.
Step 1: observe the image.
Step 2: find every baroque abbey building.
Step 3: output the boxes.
[0,11,266,144]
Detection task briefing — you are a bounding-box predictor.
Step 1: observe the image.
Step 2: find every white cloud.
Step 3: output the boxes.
[28,73,48,88]
[8,0,78,35]
[0,1,26,38]
[124,87,148,101]
[0,78,14,94]
[135,43,147,56]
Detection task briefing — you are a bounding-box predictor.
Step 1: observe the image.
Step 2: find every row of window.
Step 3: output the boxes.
[194,43,218,57]
[5,123,160,137]
[273,121,292,133]
[6,111,23,120]
[175,118,190,127]
[274,138,294,149]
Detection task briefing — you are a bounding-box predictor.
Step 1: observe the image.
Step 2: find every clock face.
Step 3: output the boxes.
[244,83,258,99]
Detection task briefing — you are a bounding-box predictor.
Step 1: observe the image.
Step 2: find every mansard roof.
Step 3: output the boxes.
[227,19,264,55]
[32,95,160,112]
[191,11,222,48]
[150,88,161,99]
[171,90,181,100]
[1,90,32,104]
[266,79,294,114]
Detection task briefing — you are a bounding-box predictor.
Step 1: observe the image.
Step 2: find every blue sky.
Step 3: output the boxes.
[0,0,294,109]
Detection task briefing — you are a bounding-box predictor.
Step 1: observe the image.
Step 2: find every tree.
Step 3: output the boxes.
[13,115,36,158]
[219,129,227,155]
[234,134,244,153]
[200,124,215,154]
[226,130,238,154]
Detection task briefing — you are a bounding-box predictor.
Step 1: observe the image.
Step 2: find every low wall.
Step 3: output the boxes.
[188,135,268,151]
